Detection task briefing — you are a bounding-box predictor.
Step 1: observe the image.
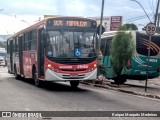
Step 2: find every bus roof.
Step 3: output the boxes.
[7,16,96,40]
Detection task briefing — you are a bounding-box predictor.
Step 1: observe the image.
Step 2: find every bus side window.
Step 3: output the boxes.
[30,30,37,50]
[105,39,112,56]
[24,33,29,51]
[13,38,15,52]
[7,40,10,53]
[100,38,106,56]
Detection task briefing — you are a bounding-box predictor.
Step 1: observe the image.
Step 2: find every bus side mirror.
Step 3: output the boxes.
[97,25,106,35]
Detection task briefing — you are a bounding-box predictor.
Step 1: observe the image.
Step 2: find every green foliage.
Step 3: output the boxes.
[119,23,138,31]
[110,31,135,76]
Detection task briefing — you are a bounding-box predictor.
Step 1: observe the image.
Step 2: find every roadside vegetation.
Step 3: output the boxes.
[110,24,136,84]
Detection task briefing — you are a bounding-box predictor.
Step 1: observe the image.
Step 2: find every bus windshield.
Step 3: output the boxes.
[45,31,96,58]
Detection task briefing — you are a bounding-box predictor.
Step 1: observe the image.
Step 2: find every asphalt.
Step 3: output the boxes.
[81,76,160,100]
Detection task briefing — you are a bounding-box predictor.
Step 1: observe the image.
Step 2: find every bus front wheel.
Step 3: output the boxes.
[33,70,42,87]
[14,66,21,80]
[70,81,79,88]
[8,69,10,73]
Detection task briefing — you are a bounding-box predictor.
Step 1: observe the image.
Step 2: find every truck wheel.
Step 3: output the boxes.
[70,81,79,88]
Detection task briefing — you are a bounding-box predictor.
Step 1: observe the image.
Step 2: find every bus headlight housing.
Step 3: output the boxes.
[48,64,52,68]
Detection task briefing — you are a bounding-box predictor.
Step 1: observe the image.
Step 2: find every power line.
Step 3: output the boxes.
[0,11,16,17]
[152,0,155,14]
[125,14,153,21]
[147,0,155,15]
[125,17,152,22]
[124,14,153,22]
[0,11,31,25]
[131,0,152,22]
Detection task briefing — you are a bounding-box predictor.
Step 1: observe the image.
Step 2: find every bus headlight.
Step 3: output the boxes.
[94,64,97,67]
[48,64,52,68]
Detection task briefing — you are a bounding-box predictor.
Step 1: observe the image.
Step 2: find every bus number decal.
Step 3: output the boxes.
[77,65,88,69]
[53,20,63,26]
[59,66,72,69]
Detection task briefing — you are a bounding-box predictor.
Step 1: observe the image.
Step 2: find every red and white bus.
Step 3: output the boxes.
[7,17,98,88]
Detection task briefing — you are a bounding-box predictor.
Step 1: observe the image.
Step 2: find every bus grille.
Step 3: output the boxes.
[60,69,87,72]
[47,57,97,65]
[62,74,85,79]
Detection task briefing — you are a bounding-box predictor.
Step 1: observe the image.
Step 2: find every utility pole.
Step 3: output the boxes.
[97,0,105,58]
[157,14,160,27]
[154,0,160,26]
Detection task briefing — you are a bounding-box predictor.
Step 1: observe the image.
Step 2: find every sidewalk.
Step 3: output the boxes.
[81,77,160,100]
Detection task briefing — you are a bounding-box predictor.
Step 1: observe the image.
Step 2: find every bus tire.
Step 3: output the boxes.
[8,69,10,73]
[33,69,42,87]
[113,76,126,84]
[14,66,21,80]
[70,81,79,88]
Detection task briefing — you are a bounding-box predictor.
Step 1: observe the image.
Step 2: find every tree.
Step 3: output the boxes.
[110,28,135,84]
[120,23,138,30]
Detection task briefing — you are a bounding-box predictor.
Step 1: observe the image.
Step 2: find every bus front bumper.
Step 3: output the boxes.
[45,68,97,81]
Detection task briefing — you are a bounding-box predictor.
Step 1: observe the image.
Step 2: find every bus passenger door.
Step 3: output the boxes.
[10,40,13,73]
[38,29,44,78]
[19,36,23,75]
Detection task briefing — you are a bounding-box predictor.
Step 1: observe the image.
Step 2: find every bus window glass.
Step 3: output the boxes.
[16,37,19,52]
[46,31,96,58]
[100,39,106,56]
[24,33,29,51]
[136,32,160,56]
[100,38,112,56]
[7,40,10,53]
[31,30,37,50]
[105,39,112,56]
[13,39,16,52]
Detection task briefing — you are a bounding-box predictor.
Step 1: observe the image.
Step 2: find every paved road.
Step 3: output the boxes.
[0,67,160,120]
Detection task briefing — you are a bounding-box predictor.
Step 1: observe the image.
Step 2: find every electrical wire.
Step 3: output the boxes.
[0,11,31,25]
[147,0,155,15]
[125,14,153,21]
[152,0,155,14]
[124,14,153,22]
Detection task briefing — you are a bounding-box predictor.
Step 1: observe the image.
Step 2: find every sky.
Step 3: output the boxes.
[0,0,158,35]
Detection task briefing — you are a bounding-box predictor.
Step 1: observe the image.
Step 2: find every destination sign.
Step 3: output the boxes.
[53,20,88,27]
[47,19,96,28]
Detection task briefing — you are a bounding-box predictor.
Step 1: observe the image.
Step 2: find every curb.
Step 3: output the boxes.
[80,81,160,100]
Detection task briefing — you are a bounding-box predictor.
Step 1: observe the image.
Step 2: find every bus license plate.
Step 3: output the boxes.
[70,75,78,78]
